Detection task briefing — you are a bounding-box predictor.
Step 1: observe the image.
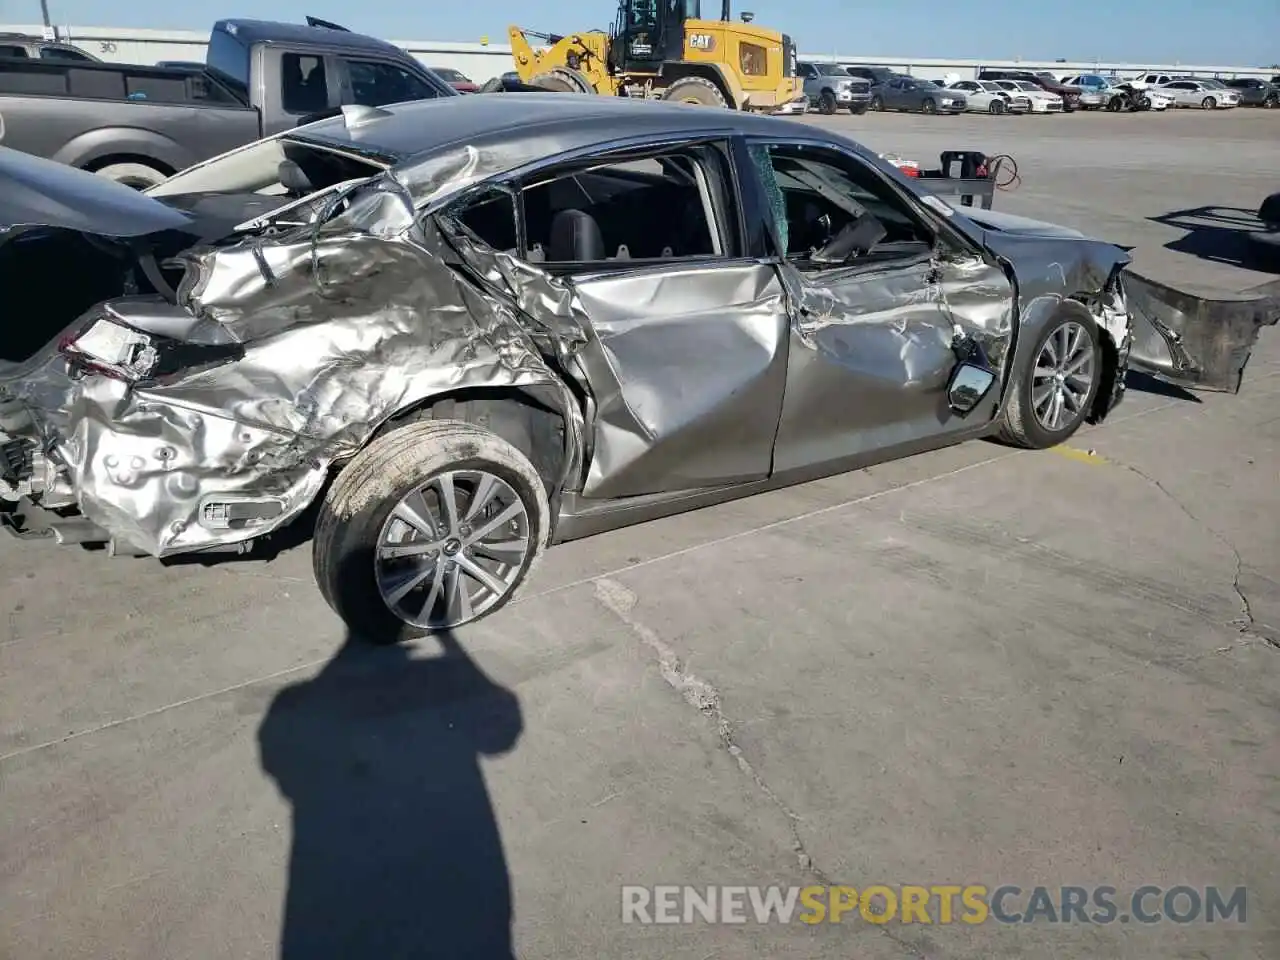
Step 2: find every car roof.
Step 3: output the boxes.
[215,18,408,58]
[294,93,821,170]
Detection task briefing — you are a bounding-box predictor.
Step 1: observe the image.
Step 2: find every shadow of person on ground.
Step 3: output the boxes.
[259,627,523,959]
[1148,206,1280,274]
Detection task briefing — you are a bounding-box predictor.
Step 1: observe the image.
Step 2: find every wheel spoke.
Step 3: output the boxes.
[445,563,474,623]
[464,473,501,523]
[466,501,524,545]
[457,554,510,598]
[379,540,444,560]
[392,491,435,537]
[385,559,437,606]
[415,559,447,622]
[472,538,528,560]
[435,473,461,535]
[1032,382,1055,410]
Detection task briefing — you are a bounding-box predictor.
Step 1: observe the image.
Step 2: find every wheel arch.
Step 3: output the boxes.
[372,385,585,519]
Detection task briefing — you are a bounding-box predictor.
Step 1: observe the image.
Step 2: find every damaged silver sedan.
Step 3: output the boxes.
[1,95,1275,638]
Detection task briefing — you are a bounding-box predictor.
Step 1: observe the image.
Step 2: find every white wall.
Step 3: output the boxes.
[2,23,1273,83]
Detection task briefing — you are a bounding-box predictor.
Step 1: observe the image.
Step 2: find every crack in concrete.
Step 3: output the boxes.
[593,578,816,873]
[1109,458,1278,652]
[594,576,933,959]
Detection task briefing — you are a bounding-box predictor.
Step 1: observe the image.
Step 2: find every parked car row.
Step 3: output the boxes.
[798,61,1280,117]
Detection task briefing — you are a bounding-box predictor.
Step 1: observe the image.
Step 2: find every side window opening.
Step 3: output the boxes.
[750,143,935,269]
[446,143,737,267]
[281,53,329,115]
[344,58,439,106]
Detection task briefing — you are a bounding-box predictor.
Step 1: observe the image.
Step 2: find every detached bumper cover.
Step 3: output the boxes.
[1123,272,1280,392]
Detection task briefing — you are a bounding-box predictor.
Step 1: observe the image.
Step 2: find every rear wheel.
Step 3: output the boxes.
[996,314,1102,449]
[818,90,837,115]
[1264,95,1278,109]
[1201,96,1217,109]
[662,76,729,107]
[93,161,168,190]
[988,98,1006,115]
[312,420,550,641]
[921,97,937,114]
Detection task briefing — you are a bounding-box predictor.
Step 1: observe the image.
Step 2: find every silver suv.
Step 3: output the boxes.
[796,61,871,115]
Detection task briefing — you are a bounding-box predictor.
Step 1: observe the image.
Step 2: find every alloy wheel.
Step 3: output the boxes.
[1031,321,1095,432]
[375,469,532,629]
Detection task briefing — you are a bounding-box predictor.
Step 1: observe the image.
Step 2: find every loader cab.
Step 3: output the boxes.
[612,0,702,70]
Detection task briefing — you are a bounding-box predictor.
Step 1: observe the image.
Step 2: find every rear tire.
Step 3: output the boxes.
[995,312,1102,450]
[92,161,168,190]
[312,420,550,642]
[661,76,729,107]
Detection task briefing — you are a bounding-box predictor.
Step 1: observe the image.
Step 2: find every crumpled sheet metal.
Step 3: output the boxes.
[1123,270,1280,393]
[1,174,583,556]
[768,254,1014,473]
[568,263,791,500]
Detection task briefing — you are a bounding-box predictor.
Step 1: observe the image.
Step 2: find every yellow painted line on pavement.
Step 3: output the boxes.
[1050,445,1110,465]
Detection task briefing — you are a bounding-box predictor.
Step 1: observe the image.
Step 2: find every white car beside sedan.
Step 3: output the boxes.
[946,79,1031,114]
[1155,79,1240,109]
[992,79,1063,112]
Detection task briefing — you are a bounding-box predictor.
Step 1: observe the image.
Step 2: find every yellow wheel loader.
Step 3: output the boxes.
[508,0,805,113]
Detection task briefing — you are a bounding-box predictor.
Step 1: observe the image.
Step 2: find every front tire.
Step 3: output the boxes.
[869,94,884,112]
[989,98,1006,115]
[313,419,550,641]
[662,76,729,107]
[818,90,837,115]
[921,97,937,114]
[995,313,1102,449]
[849,103,868,114]
[1201,96,1217,109]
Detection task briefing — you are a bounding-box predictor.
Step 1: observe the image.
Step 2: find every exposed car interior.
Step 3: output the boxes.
[452,145,737,265]
[752,145,933,266]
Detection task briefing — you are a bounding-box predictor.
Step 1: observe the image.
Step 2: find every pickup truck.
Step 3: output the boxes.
[0,17,457,189]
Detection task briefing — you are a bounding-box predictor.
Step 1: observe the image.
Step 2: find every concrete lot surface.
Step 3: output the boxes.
[2,110,1278,959]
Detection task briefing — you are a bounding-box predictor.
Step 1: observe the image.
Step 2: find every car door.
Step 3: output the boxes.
[739,138,1016,474]
[884,77,910,109]
[334,55,450,107]
[441,139,792,501]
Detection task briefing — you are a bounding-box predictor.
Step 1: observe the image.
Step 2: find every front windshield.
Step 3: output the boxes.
[434,68,464,82]
[1200,78,1226,88]
[147,136,389,198]
[979,81,1002,92]
[815,63,847,76]
[1015,81,1041,91]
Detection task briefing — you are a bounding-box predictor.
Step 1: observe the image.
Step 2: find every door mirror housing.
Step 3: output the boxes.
[946,362,997,416]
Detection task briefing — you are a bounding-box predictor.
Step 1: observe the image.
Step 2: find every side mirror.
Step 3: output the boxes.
[946,362,997,416]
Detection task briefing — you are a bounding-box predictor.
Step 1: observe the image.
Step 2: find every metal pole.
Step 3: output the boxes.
[39,0,52,28]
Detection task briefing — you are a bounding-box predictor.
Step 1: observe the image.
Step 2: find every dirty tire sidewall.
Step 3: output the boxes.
[995,311,1102,450]
[312,419,551,643]
[93,161,168,190]
[662,76,729,108]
